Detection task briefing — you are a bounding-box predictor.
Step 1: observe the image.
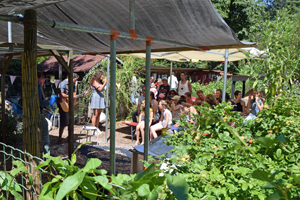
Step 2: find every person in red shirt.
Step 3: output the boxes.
[184,92,193,104]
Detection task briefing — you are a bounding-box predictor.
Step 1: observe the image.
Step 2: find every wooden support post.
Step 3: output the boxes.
[68,50,74,159]
[1,55,13,143]
[231,81,236,99]
[242,81,246,98]
[23,9,41,199]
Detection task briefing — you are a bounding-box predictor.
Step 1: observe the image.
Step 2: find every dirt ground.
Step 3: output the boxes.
[0,121,137,175]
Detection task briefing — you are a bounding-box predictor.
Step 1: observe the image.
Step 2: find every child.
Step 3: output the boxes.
[150,100,172,140]
[135,99,153,145]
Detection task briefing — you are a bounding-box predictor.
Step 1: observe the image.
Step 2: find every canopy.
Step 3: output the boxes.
[0,0,256,56]
[123,47,265,62]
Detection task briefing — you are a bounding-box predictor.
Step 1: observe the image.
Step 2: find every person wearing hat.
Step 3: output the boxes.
[150,83,157,99]
[157,77,170,100]
[171,95,181,121]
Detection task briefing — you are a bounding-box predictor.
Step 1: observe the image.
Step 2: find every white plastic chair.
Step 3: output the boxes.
[79,125,102,145]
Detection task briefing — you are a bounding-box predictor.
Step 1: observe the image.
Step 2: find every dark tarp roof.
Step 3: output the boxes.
[38,54,105,72]
[0,0,256,56]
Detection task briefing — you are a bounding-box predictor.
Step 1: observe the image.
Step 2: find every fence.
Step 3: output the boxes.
[0,142,44,199]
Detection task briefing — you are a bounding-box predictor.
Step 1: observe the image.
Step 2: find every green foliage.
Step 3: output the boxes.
[191,78,249,97]
[0,142,189,200]
[0,111,20,145]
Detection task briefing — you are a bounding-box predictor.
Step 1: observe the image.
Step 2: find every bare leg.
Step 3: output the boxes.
[150,123,163,140]
[140,123,145,144]
[135,123,142,145]
[96,109,102,128]
[92,109,97,127]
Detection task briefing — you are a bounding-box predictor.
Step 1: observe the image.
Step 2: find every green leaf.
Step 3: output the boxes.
[93,169,107,175]
[147,188,159,200]
[82,158,102,172]
[242,182,248,191]
[266,189,286,200]
[92,176,115,195]
[10,190,23,200]
[70,154,76,165]
[134,163,155,181]
[55,170,85,200]
[165,174,189,200]
[277,134,286,143]
[36,159,51,171]
[111,174,131,186]
[292,174,300,185]
[137,184,150,197]
[256,137,277,149]
[27,175,33,186]
[252,170,274,182]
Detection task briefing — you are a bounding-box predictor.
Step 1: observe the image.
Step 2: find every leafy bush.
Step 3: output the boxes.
[0,111,21,145]
[146,90,300,199]
[0,142,189,200]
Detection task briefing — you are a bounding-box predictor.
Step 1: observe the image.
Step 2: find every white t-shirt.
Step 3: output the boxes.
[162,109,172,128]
[178,80,190,96]
[168,75,178,88]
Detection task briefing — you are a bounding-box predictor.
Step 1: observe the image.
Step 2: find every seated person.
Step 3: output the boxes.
[231,90,246,116]
[195,90,205,101]
[150,91,160,122]
[131,86,145,122]
[169,90,178,97]
[150,100,172,140]
[204,94,217,109]
[171,95,181,122]
[158,93,165,102]
[135,99,153,145]
[245,90,265,121]
[171,106,190,133]
[184,92,193,104]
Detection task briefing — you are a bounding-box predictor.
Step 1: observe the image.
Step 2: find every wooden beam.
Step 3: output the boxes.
[1,55,13,143]
[0,42,71,51]
[67,50,74,159]
[50,49,70,74]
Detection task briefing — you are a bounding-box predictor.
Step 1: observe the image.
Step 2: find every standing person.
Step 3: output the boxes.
[131,86,145,123]
[135,99,153,145]
[177,71,192,96]
[4,84,13,114]
[157,77,170,99]
[245,90,265,121]
[57,73,89,143]
[231,90,246,116]
[131,75,137,104]
[215,89,222,99]
[37,72,50,155]
[150,100,172,140]
[150,76,155,84]
[90,71,107,131]
[168,72,178,91]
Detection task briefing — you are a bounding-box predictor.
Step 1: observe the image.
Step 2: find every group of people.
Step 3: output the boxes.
[132,72,265,145]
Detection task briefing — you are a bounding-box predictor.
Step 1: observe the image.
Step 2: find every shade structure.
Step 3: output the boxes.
[0,0,258,175]
[0,0,256,56]
[123,47,265,62]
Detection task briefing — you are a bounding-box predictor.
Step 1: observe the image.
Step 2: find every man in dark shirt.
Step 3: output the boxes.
[157,77,170,99]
